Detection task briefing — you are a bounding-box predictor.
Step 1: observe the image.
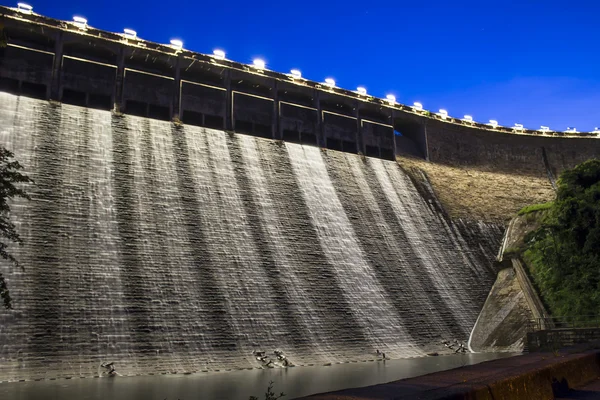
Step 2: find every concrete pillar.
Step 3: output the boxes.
[355,100,363,155]
[224,69,232,131]
[382,108,393,159]
[272,80,279,139]
[49,31,63,100]
[314,89,324,147]
[113,47,125,112]
[391,109,398,160]
[424,122,430,161]
[172,55,181,121]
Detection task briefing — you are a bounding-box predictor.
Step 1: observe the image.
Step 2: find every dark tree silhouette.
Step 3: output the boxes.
[249,381,285,400]
[0,146,33,309]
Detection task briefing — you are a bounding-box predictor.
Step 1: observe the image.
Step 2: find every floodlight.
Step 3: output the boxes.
[170,39,183,50]
[488,120,499,128]
[565,127,577,133]
[324,78,336,87]
[539,126,550,133]
[290,69,302,79]
[213,49,226,60]
[17,3,32,13]
[513,123,524,131]
[357,86,367,95]
[438,109,448,119]
[593,127,600,134]
[73,16,88,29]
[252,58,266,69]
[123,29,137,39]
[413,102,423,111]
[463,115,473,123]
[386,94,396,104]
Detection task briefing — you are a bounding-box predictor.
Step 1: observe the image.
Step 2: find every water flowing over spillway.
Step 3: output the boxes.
[0,93,502,381]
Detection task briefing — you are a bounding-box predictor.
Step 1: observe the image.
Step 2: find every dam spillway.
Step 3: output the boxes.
[0,93,502,381]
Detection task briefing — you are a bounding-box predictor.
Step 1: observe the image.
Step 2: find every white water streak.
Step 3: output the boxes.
[286,144,420,357]
[372,160,471,326]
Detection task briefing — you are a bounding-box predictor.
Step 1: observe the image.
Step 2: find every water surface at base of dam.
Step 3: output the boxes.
[0,353,516,400]
[0,93,503,381]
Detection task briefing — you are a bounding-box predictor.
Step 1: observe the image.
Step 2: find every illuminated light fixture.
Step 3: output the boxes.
[73,16,88,29]
[513,123,524,132]
[170,39,183,50]
[356,86,367,96]
[565,127,577,133]
[463,115,474,123]
[539,126,550,133]
[324,78,336,87]
[252,58,266,69]
[17,2,33,14]
[211,49,226,60]
[123,28,137,39]
[438,109,448,119]
[386,94,396,104]
[412,102,423,111]
[289,69,302,79]
[488,120,499,128]
[593,127,600,134]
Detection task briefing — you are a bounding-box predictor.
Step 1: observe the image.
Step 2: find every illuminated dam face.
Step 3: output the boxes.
[0,93,502,380]
[1,4,600,383]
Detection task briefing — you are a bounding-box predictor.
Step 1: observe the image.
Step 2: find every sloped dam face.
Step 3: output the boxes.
[0,93,502,381]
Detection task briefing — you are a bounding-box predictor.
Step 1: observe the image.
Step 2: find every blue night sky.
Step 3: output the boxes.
[25,0,600,131]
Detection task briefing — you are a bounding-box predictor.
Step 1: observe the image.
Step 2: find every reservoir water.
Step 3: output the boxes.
[0,353,515,400]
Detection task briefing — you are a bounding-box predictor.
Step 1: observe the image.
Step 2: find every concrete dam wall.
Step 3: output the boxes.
[424,117,600,176]
[0,93,502,381]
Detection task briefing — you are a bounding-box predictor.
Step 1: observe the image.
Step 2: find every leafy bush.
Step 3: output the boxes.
[523,159,600,319]
[517,201,554,216]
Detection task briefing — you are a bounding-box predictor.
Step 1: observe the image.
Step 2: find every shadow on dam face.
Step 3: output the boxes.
[393,118,427,159]
[0,92,502,381]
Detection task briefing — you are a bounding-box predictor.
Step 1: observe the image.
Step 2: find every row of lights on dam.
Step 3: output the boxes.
[13,3,600,135]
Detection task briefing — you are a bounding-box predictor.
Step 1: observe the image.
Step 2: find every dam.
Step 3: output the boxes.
[1,3,600,385]
[0,92,501,381]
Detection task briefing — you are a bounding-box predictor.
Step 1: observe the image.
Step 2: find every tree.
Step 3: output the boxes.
[523,159,600,319]
[0,146,33,309]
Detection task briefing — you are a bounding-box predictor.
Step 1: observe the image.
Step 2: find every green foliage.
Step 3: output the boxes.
[517,201,554,216]
[503,246,522,258]
[0,146,33,309]
[523,159,600,320]
[249,381,285,400]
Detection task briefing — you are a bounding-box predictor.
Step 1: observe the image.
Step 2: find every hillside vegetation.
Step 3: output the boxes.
[522,159,600,318]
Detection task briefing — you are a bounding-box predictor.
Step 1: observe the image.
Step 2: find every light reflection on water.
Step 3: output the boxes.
[0,353,517,400]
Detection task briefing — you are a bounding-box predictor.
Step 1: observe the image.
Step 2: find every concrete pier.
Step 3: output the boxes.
[2,4,600,166]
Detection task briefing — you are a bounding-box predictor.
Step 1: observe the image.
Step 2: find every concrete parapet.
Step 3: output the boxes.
[512,258,552,327]
[528,330,600,352]
[300,348,600,399]
[2,4,600,165]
